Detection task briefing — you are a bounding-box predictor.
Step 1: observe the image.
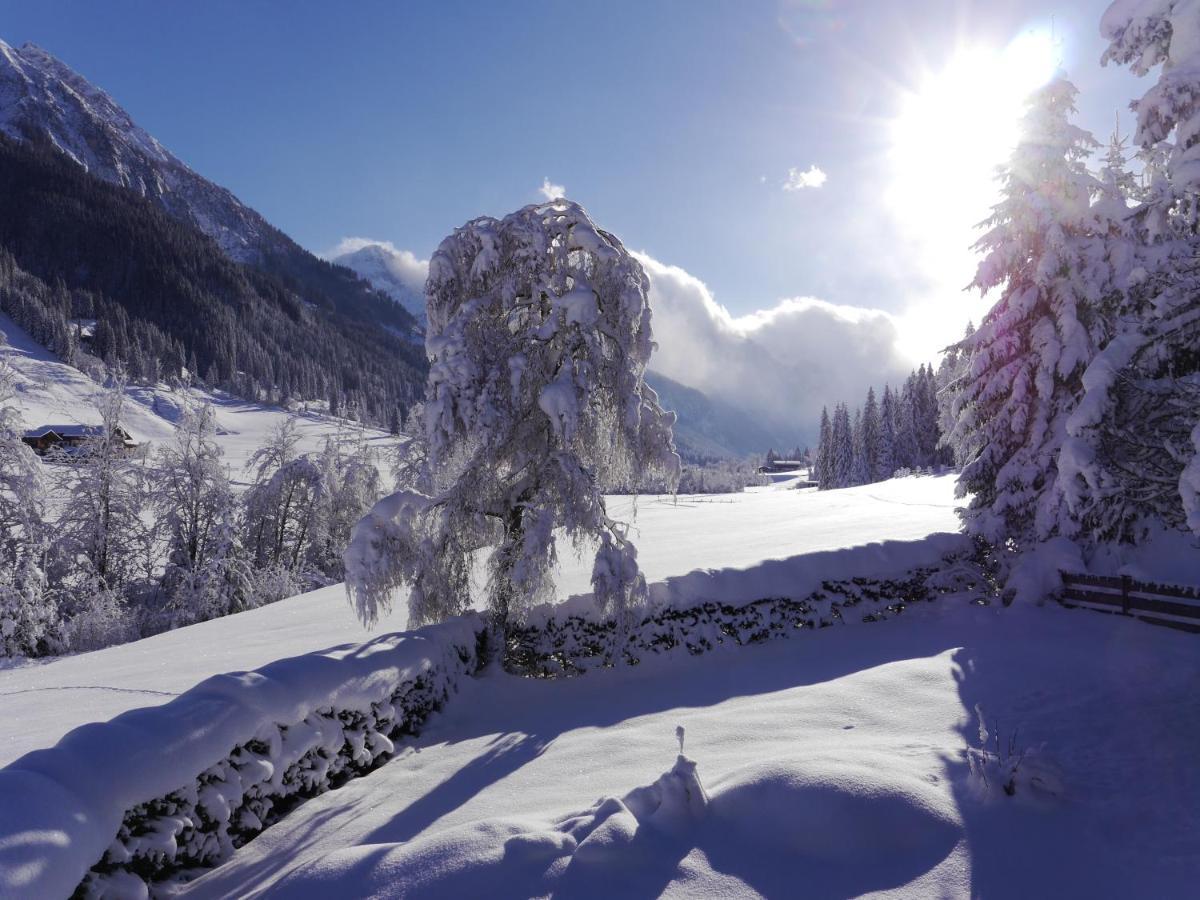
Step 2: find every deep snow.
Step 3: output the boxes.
[181,600,1200,899]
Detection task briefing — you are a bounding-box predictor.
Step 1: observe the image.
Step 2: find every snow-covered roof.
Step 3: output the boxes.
[23,424,136,442]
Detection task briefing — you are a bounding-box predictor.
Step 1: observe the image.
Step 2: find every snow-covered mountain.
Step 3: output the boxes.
[0,39,271,263]
[0,38,416,336]
[331,243,428,324]
[646,371,792,461]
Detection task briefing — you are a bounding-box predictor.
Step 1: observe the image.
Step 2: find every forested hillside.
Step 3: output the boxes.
[0,134,424,423]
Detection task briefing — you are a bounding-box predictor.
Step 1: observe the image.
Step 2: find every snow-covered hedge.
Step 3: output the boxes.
[508,534,976,676]
[0,615,487,899]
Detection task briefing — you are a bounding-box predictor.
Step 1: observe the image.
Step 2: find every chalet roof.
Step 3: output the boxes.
[23,424,136,442]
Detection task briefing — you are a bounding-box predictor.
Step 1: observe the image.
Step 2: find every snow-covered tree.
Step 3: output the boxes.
[243,418,324,578]
[850,407,869,486]
[0,354,57,657]
[346,201,680,631]
[309,429,383,579]
[951,76,1111,547]
[51,375,144,647]
[878,385,898,477]
[154,403,248,626]
[937,324,975,468]
[831,403,853,489]
[861,387,882,481]
[815,406,833,488]
[1063,2,1200,540]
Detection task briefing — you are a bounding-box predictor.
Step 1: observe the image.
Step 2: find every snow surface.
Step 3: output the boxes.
[183,600,1200,898]
[0,474,960,768]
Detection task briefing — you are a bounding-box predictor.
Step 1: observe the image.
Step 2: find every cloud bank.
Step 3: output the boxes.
[635,252,911,444]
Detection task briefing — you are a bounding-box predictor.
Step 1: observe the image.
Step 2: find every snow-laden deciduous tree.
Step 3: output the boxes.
[346,200,680,631]
[51,374,145,647]
[952,76,1121,549]
[0,353,57,657]
[154,403,250,627]
[243,418,324,578]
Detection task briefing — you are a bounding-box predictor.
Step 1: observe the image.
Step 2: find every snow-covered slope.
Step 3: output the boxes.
[331,243,428,324]
[0,474,960,767]
[0,39,270,263]
[0,311,399,475]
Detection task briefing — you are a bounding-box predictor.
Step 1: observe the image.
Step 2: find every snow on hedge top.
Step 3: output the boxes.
[0,615,483,899]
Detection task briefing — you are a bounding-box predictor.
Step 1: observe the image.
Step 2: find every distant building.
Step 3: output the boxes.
[22,424,138,456]
[757,459,806,475]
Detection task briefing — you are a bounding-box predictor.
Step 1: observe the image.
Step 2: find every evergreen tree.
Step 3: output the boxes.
[878,385,897,479]
[950,76,1109,547]
[816,406,833,488]
[850,408,868,486]
[832,403,853,489]
[861,387,882,481]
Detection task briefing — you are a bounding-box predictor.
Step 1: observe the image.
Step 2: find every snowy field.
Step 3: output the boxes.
[0,474,960,767]
[180,600,1200,898]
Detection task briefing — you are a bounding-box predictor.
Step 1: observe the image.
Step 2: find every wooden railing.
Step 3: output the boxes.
[1060,572,1200,633]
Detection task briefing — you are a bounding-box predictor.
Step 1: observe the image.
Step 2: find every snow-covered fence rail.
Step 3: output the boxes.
[0,615,487,899]
[1060,572,1200,633]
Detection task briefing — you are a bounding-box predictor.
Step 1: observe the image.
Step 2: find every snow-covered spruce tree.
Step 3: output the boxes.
[153,403,249,627]
[831,402,853,489]
[951,76,1113,548]
[850,407,869,486]
[815,406,833,488]
[1061,2,1200,540]
[861,387,883,482]
[346,200,680,632]
[878,385,898,478]
[937,323,976,467]
[0,354,58,657]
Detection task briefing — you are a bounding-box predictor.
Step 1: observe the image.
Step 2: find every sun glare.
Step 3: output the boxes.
[888,29,1060,360]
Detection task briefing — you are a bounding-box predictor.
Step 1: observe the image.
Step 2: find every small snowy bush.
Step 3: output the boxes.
[965,704,1060,801]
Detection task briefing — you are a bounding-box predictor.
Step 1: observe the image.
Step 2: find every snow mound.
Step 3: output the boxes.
[707,754,960,862]
[269,748,963,899]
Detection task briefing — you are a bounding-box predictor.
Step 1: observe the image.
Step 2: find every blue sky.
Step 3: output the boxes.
[0,1,1142,364]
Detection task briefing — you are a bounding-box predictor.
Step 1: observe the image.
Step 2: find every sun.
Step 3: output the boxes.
[887,29,1061,361]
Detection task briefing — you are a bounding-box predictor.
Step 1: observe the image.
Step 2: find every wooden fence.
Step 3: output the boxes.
[1060,572,1200,633]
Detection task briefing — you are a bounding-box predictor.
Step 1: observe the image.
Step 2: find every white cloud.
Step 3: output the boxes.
[634,252,910,441]
[538,177,567,201]
[783,164,828,191]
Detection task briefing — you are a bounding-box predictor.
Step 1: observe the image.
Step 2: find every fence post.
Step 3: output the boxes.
[1121,574,1131,615]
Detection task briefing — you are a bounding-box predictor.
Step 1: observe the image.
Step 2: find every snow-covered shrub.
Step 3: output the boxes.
[347,200,680,631]
[965,704,1061,801]
[505,567,972,677]
[0,617,489,898]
